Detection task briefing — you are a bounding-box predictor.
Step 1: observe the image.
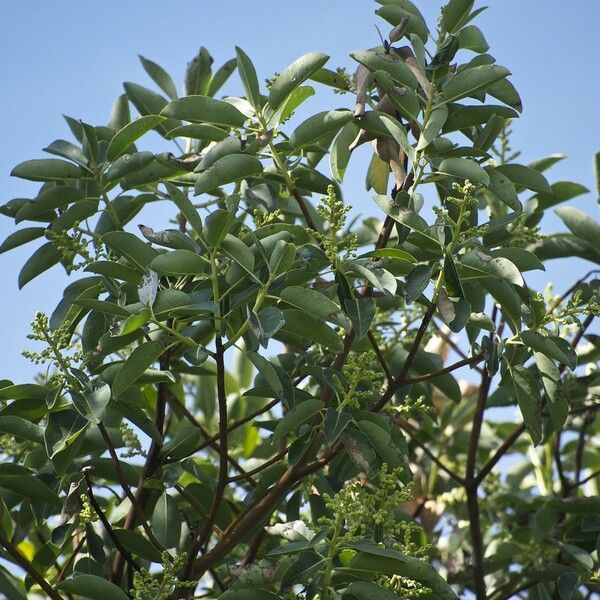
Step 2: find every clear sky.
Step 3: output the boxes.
[1,0,600,382]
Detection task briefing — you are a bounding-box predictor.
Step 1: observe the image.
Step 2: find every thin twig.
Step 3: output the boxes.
[403,354,484,386]
[97,422,165,552]
[83,470,139,571]
[395,417,465,485]
[367,330,393,384]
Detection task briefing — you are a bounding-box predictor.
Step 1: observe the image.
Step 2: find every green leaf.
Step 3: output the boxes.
[0,227,46,254]
[250,307,285,348]
[330,122,359,183]
[343,296,375,339]
[417,104,448,151]
[161,95,246,127]
[10,159,83,182]
[235,46,261,109]
[0,475,61,506]
[15,186,84,223]
[373,71,421,123]
[481,278,521,333]
[280,286,339,320]
[112,341,164,397]
[208,57,238,97]
[222,234,254,274]
[350,50,418,89]
[273,399,324,444]
[269,52,329,110]
[442,64,510,103]
[102,231,157,270]
[71,384,111,423]
[195,153,263,195]
[104,151,155,182]
[150,249,205,275]
[534,352,568,430]
[461,250,523,286]
[247,351,291,400]
[458,25,489,53]
[106,115,166,161]
[441,0,475,33]
[0,416,43,444]
[521,331,577,371]
[405,264,432,303]
[492,248,544,272]
[350,545,458,600]
[438,157,490,186]
[535,181,589,212]
[555,206,600,249]
[511,365,542,445]
[138,55,177,100]
[443,104,518,132]
[289,110,353,149]
[280,309,343,351]
[152,493,181,549]
[123,82,180,136]
[203,209,235,246]
[487,76,522,112]
[324,408,353,445]
[163,182,204,236]
[59,575,130,600]
[0,384,48,401]
[495,163,552,194]
[342,581,401,600]
[18,242,61,289]
[185,47,213,96]
[113,528,162,562]
[119,308,152,335]
[375,4,429,43]
[165,123,228,142]
[357,420,406,469]
[43,139,88,166]
[108,94,131,130]
[484,166,521,212]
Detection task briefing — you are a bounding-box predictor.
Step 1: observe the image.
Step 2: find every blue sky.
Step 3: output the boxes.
[1,0,600,382]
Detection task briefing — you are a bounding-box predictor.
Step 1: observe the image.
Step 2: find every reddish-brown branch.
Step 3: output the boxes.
[185,336,230,574]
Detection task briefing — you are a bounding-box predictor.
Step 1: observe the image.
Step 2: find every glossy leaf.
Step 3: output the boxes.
[112,341,164,397]
[269,52,329,109]
[106,115,166,161]
[161,95,246,127]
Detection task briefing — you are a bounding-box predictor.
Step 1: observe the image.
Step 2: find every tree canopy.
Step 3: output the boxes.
[1,1,600,599]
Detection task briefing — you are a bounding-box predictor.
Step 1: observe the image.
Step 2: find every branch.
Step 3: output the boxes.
[164,390,257,486]
[372,300,437,413]
[403,354,484,386]
[97,422,165,552]
[226,448,289,483]
[178,398,279,460]
[0,532,64,600]
[83,469,140,572]
[367,330,393,384]
[394,417,465,485]
[185,336,230,573]
[465,368,492,600]
[111,349,171,583]
[291,188,317,231]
